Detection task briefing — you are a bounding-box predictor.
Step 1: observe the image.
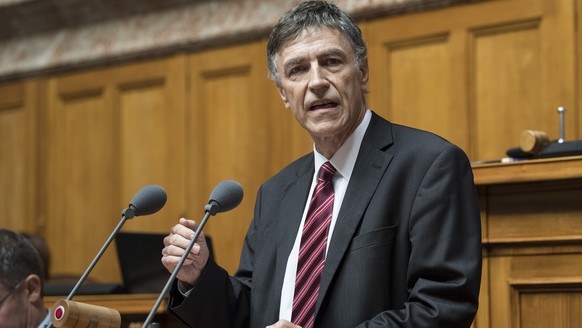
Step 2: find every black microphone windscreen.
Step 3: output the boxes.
[208,180,243,213]
[129,185,167,216]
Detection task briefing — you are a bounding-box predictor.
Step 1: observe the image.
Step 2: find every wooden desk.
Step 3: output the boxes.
[473,155,582,185]
[472,156,582,328]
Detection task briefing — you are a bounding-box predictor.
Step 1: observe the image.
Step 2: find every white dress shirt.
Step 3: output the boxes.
[278,109,372,321]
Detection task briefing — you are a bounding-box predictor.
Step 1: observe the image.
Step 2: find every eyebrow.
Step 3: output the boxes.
[319,48,347,59]
[282,57,305,74]
[282,47,348,74]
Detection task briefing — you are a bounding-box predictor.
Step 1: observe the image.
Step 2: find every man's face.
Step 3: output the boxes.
[275,27,368,145]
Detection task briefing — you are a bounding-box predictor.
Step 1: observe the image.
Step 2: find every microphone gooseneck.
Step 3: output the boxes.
[63,185,167,301]
[142,180,244,328]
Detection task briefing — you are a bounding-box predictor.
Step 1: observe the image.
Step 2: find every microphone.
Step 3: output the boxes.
[64,185,167,301]
[122,184,168,219]
[141,180,244,328]
[51,299,121,327]
[205,179,244,215]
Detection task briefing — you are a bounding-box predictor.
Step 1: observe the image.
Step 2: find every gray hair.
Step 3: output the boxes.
[267,1,367,83]
[0,229,44,289]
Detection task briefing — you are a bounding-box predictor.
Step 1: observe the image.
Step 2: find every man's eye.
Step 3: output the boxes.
[326,58,341,65]
[289,66,305,75]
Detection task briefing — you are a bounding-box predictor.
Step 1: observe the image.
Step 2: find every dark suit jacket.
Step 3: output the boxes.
[169,112,482,328]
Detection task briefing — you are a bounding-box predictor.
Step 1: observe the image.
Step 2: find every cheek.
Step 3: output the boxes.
[2,297,27,320]
[0,309,20,327]
[287,93,307,113]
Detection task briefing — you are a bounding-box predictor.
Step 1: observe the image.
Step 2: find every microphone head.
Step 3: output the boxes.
[207,180,244,214]
[129,185,167,217]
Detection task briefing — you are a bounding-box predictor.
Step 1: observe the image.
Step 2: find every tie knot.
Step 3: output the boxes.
[318,161,336,182]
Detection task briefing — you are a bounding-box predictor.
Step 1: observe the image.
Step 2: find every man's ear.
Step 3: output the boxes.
[359,58,369,94]
[276,84,290,108]
[24,274,42,302]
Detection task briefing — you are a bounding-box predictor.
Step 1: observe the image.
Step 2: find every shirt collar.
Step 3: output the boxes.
[39,309,51,328]
[313,109,372,181]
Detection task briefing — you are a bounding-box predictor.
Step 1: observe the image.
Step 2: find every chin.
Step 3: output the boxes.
[308,125,340,138]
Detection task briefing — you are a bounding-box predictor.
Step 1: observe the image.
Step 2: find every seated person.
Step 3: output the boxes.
[0,228,51,327]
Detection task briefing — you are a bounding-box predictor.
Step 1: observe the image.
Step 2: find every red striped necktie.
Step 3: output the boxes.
[292,161,336,328]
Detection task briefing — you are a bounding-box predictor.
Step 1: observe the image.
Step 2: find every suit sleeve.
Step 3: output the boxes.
[360,145,482,327]
[167,258,249,328]
[166,190,261,328]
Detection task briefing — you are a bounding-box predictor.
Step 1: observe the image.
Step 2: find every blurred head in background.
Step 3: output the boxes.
[0,229,48,328]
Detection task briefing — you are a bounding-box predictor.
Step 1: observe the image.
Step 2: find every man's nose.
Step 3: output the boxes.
[308,66,329,91]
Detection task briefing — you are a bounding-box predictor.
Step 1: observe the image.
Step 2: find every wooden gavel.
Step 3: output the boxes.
[520,130,551,154]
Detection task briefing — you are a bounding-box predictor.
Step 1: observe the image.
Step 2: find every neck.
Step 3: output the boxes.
[30,307,48,328]
[314,139,344,159]
[313,109,366,159]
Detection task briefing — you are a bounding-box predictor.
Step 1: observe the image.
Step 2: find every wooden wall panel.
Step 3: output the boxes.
[489,254,582,327]
[469,11,577,162]
[386,34,465,148]
[44,81,117,280]
[0,81,38,232]
[475,192,490,328]
[187,40,312,274]
[44,56,186,282]
[188,41,276,274]
[487,180,582,244]
[578,0,582,140]
[117,61,186,231]
[367,0,577,162]
[367,7,469,156]
[475,158,582,328]
[472,21,544,161]
[516,287,582,328]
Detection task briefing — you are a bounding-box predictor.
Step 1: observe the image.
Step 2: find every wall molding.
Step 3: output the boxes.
[0,0,478,82]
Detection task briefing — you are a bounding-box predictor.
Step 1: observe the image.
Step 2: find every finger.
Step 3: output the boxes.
[161,253,193,272]
[178,218,207,242]
[169,222,198,241]
[163,243,201,259]
[164,231,190,249]
[266,320,299,328]
[179,217,198,231]
[161,244,197,263]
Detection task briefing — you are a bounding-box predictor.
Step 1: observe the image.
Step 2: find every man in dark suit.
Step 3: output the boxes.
[161,1,481,327]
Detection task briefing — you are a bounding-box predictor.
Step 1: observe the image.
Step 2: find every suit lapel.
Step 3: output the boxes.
[315,113,394,315]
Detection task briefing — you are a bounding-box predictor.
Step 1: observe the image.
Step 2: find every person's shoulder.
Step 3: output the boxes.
[392,123,452,146]
[369,111,456,150]
[378,124,472,178]
[262,152,313,188]
[388,122,468,161]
